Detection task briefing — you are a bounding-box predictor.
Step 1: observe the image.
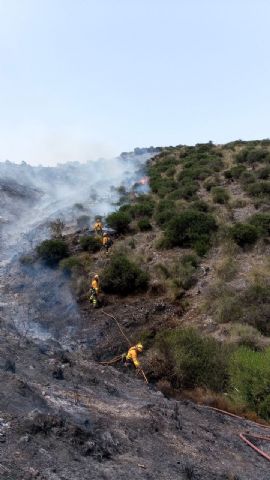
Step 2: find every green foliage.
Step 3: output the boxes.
[79,236,101,253]
[102,253,149,295]
[155,328,229,391]
[204,176,221,191]
[224,165,246,179]
[257,166,270,179]
[137,218,152,231]
[59,256,83,274]
[163,209,217,255]
[229,347,270,420]
[36,239,69,266]
[106,210,131,234]
[190,200,210,212]
[230,223,258,247]
[132,196,155,218]
[211,187,230,204]
[245,181,270,198]
[249,213,270,236]
[236,148,270,164]
[170,255,199,291]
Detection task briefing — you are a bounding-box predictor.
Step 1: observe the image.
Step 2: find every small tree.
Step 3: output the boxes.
[230,223,258,247]
[36,239,69,266]
[102,253,149,295]
[79,236,101,253]
[106,211,131,234]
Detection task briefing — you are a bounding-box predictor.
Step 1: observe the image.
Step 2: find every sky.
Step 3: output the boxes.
[0,0,270,165]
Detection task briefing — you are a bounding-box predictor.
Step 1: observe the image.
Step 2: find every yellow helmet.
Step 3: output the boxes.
[136,342,143,352]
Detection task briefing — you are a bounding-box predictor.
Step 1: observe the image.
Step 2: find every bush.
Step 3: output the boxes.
[36,239,69,266]
[102,253,149,295]
[211,187,230,204]
[257,166,270,179]
[224,165,246,179]
[170,255,198,292]
[230,223,258,247]
[236,148,270,165]
[245,181,270,197]
[229,347,270,420]
[155,328,229,391]
[106,211,131,234]
[137,218,152,231]
[249,213,270,236]
[59,256,83,274]
[164,209,217,255]
[79,236,101,253]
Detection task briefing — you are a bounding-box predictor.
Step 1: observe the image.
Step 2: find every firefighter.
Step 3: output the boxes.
[89,274,100,308]
[93,218,103,237]
[125,343,143,369]
[102,232,113,255]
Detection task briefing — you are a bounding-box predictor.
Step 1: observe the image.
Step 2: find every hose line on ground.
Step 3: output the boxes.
[208,407,270,462]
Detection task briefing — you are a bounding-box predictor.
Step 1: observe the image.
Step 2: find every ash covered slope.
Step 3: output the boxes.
[0,329,268,480]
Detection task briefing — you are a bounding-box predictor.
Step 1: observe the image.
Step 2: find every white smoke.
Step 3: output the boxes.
[0,149,156,260]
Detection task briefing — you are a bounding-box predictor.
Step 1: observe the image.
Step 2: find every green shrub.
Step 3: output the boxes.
[236,148,270,165]
[257,166,270,179]
[132,197,155,218]
[190,200,210,212]
[137,218,152,231]
[249,213,270,236]
[211,187,230,204]
[229,347,270,420]
[240,171,256,185]
[106,211,131,234]
[79,236,101,253]
[224,165,246,179]
[245,181,270,197]
[36,239,69,266]
[230,223,258,247]
[204,176,220,191]
[164,209,217,255]
[59,256,82,274]
[102,253,149,295]
[155,328,229,391]
[170,255,198,291]
[203,283,242,324]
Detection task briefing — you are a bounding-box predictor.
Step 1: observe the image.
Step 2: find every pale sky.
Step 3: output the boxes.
[0,0,270,165]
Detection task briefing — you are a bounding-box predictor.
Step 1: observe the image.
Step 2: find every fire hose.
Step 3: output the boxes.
[207,407,270,462]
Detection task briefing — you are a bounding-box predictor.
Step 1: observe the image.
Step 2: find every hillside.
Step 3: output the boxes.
[1,140,270,479]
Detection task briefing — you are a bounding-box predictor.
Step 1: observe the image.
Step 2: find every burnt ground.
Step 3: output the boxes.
[0,255,270,479]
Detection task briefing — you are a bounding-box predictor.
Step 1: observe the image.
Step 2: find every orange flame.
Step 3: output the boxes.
[138,176,149,185]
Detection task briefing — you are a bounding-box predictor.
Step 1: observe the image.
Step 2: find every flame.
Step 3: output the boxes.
[138,176,149,185]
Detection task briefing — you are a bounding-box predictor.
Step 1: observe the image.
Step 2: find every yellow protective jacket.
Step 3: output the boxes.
[126,346,140,368]
[102,235,110,246]
[91,279,99,293]
[94,222,103,232]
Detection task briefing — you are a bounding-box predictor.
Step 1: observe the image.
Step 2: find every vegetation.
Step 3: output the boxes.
[79,236,101,253]
[230,223,258,247]
[59,256,83,275]
[154,328,230,391]
[211,186,230,204]
[137,218,152,231]
[106,211,131,234]
[229,347,270,420]
[36,239,69,266]
[163,209,217,255]
[102,252,149,295]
